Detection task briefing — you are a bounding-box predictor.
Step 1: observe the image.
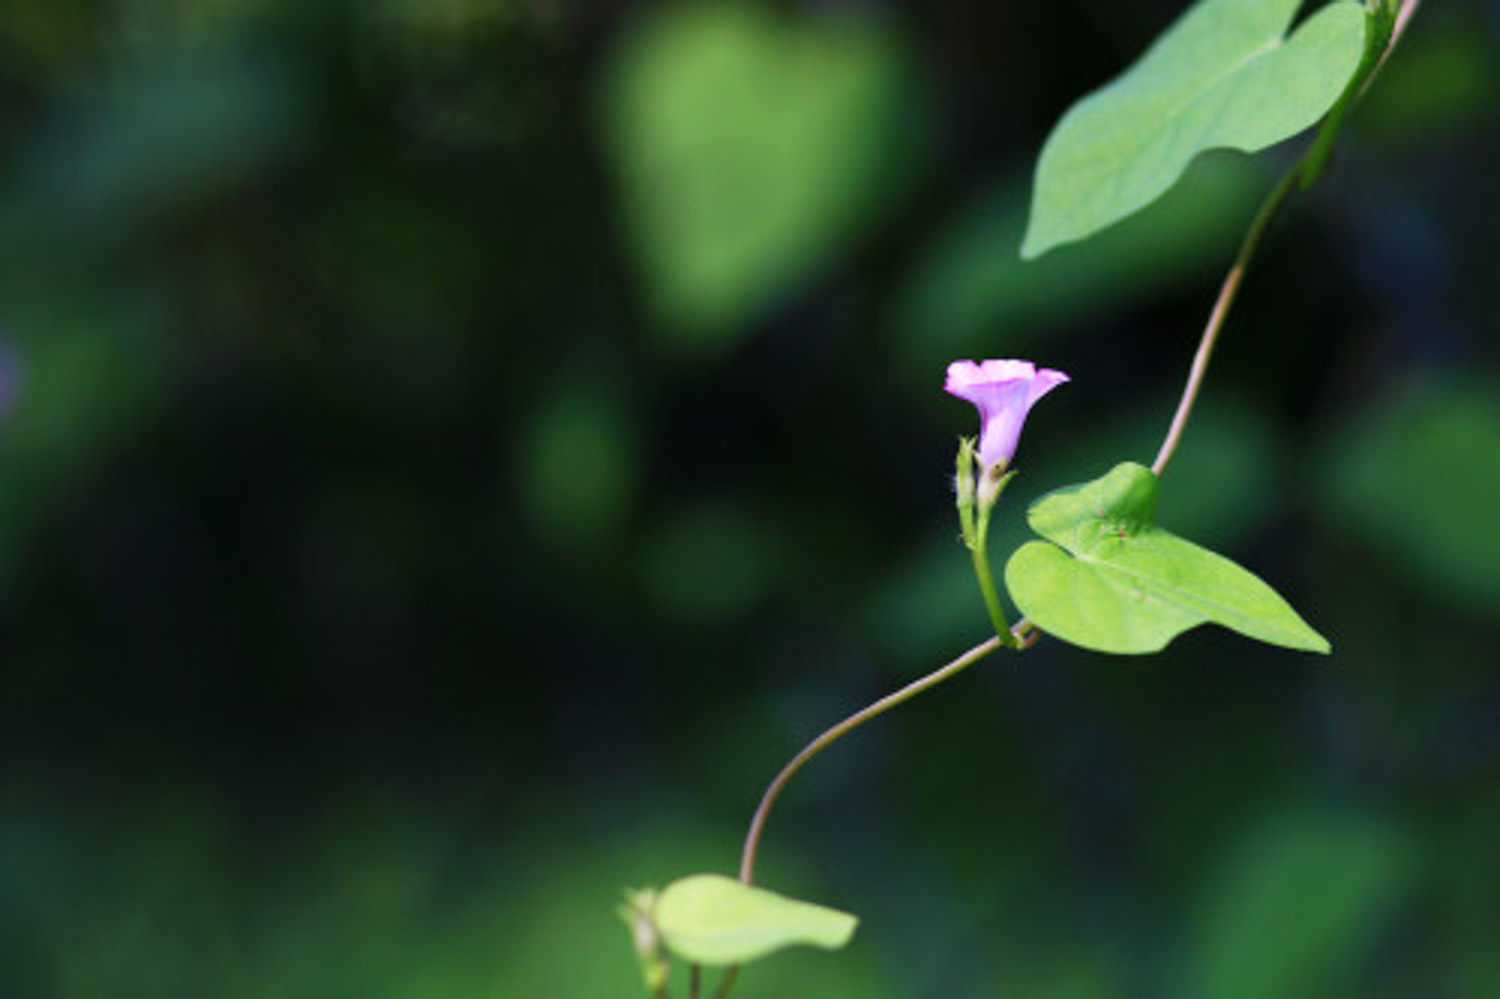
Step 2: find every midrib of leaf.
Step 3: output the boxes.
[1068,533,1312,644]
[1146,35,1284,142]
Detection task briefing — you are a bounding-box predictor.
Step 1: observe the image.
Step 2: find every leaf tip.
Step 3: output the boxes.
[1018,210,1062,260]
[1283,622,1332,655]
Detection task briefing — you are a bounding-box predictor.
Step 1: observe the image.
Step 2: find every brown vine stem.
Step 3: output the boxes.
[1153,0,1417,476]
[711,5,1422,996]
[706,634,1007,999]
[1389,0,1421,67]
[736,635,1004,885]
[1151,160,1299,477]
[705,6,1422,997]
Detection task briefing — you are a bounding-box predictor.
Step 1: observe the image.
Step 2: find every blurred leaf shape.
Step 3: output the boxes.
[1181,810,1411,999]
[2,324,159,469]
[0,289,171,590]
[113,0,288,49]
[369,0,556,33]
[898,155,1264,365]
[602,5,905,344]
[1022,0,1366,259]
[356,0,559,147]
[1,52,304,249]
[654,873,857,966]
[1006,462,1328,654]
[519,376,639,547]
[1318,380,1500,613]
[640,501,780,625]
[1357,16,1500,142]
[0,0,110,86]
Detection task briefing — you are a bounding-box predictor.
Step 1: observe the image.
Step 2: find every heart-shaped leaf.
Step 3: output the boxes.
[652,874,857,966]
[1021,0,1367,259]
[1005,462,1329,654]
[603,5,904,341]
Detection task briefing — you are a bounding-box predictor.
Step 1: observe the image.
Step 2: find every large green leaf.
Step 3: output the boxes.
[1021,0,1367,259]
[653,874,857,966]
[1005,463,1328,654]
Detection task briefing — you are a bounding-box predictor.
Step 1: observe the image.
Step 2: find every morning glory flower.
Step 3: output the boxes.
[945,359,1069,472]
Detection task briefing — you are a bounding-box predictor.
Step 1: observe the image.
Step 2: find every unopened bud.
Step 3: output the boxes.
[619,888,669,992]
[954,437,977,507]
[955,437,978,548]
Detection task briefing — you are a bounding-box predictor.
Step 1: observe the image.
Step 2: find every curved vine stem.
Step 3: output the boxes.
[737,635,1005,884]
[1387,0,1422,74]
[1151,161,1298,476]
[703,634,1009,999]
[693,6,1426,998]
[1152,0,1416,475]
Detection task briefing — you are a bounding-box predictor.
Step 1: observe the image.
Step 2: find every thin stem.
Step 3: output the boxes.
[1152,0,1420,475]
[971,513,1015,648]
[1384,0,1422,80]
[715,12,1419,996]
[1151,162,1300,476]
[737,636,1003,885]
[712,636,1002,999]
[711,967,737,999]
[688,964,701,999]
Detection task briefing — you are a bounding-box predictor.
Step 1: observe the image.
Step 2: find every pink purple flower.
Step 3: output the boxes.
[944,359,1069,470]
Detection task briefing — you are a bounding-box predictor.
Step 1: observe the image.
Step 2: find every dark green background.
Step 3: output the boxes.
[1,1,1497,996]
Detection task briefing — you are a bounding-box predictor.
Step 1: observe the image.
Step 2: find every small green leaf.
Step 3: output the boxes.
[1005,462,1328,654]
[1021,0,1367,259]
[653,874,857,966]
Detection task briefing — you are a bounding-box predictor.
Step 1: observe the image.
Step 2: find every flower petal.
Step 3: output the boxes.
[944,358,1069,470]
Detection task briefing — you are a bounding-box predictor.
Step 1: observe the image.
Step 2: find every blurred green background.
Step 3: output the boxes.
[1,1,1498,996]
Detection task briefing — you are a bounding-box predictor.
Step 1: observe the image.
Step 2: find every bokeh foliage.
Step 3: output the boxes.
[1,1,1497,996]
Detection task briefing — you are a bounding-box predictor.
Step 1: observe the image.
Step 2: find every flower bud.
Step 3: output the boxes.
[955,436,978,548]
[954,436,977,507]
[619,888,669,992]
